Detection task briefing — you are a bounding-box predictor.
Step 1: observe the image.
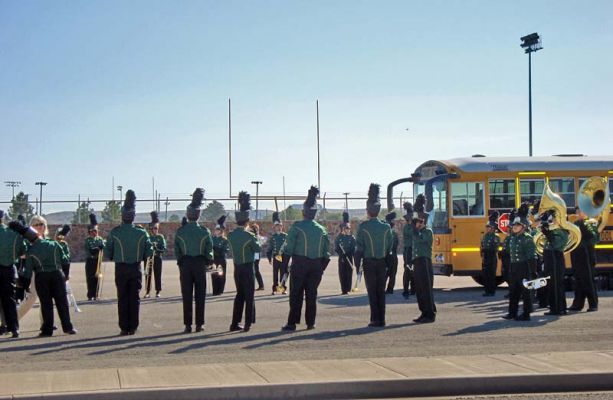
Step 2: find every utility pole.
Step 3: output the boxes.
[251,181,262,220]
[35,181,47,215]
[164,197,170,221]
[4,181,21,199]
[343,192,350,211]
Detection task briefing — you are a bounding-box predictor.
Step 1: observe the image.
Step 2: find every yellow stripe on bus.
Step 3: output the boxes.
[451,247,480,252]
[518,171,546,176]
[595,244,613,249]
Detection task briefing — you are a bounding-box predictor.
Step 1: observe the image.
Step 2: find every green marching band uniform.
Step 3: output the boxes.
[385,212,399,294]
[55,225,71,280]
[504,203,536,321]
[540,211,569,316]
[266,212,287,294]
[212,215,230,296]
[174,188,214,333]
[480,213,501,296]
[147,211,166,298]
[281,186,330,331]
[334,211,355,295]
[411,194,437,323]
[402,202,415,298]
[354,184,393,327]
[105,190,153,335]
[0,210,27,337]
[228,191,260,332]
[10,218,77,336]
[84,213,105,300]
[570,211,599,311]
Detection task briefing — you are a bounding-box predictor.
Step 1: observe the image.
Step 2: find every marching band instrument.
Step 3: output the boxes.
[17,278,38,320]
[533,183,582,255]
[65,281,81,313]
[95,250,105,300]
[578,176,611,233]
[273,254,286,294]
[352,266,363,292]
[144,252,154,298]
[523,276,550,290]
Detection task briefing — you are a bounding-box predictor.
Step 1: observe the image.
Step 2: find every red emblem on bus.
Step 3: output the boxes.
[498,213,510,234]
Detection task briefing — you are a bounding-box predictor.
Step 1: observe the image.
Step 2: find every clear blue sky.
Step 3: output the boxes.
[1,0,611,212]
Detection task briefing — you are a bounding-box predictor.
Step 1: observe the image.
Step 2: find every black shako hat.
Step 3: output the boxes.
[303,186,319,220]
[9,221,38,243]
[57,224,71,237]
[235,191,251,225]
[272,211,282,226]
[403,202,413,221]
[385,211,396,227]
[366,183,381,216]
[216,215,227,230]
[487,211,499,229]
[181,216,188,227]
[186,188,204,221]
[149,211,160,229]
[412,194,429,222]
[121,190,137,224]
[88,213,99,232]
[340,211,350,229]
[512,202,531,227]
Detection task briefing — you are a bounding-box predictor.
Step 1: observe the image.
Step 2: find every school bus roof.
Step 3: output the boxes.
[431,155,613,174]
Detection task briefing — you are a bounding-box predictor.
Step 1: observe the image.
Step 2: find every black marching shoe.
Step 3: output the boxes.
[515,314,531,321]
[418,317,435,324]
[0,325,7,335]
[229,324,243,332]
[64,328,78,335]
[243,325,251,332]
[413,315,424,323]
[195,325,203,333]
[183,325,192,334]
[11,330,19,338]
[38,331,53,337]
[502,314,516,320]
[120,330,129,336]
[281,324,296,331]
[567,306,582,312]
[306,324,316,330]
[587,307,598,312]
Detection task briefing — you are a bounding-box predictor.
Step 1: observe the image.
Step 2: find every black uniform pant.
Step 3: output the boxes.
[364,258,387,324]
[413,257,436,319]
[544,249,567,315]
[179,256,206,327]
[254,259,264,289]
[62,263,70,281]
[402,247,415,294]
[482,251,497,295]
[386,253,398,293]
[571,247,598,310]
[212,257,227,295]
[287,257,323,327]
[114,263,141,333]
[0,265,18,332]
[232,262,255,327]
[153,256,163,292]
[272,258,287,291]
[36,270,73,335]
[535,256,548,307]
[338,255,353,294]
[508,261,533,317]
[85,257,99,299]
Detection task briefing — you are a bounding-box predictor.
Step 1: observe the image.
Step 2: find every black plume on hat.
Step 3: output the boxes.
[235,191,251,224]
[181,216,188,226]
[58,224,71,236]
[9,221,38,243]
[186,188,205,221]
[343,211,349,224]
[414,194,426,213]
[89,213,98,227]
[272,211,281,225]
[403,202,413,215]
[150,211,160,224]
[216,215,226,229]
[385,211,396,225]
[512,202,531,226]
[366,183,381,215]
[121,190,137,223]
[487,211,499,228]
[303,186,319,219]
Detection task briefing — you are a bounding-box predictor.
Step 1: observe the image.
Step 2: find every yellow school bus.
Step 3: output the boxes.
[387,155,613,287]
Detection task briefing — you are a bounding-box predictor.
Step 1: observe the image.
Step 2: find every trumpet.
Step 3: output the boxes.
[523,276,550,290]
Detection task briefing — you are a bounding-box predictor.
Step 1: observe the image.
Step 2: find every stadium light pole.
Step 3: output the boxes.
[117,185,123,201]
[35,181,47,215]
[520,32,543,157]
[343,192,350,211]
[251,181,262,220]
[4,181,21,199]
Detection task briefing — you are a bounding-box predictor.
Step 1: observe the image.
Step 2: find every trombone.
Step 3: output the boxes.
[95,249,105,300]
[274,254,287,294]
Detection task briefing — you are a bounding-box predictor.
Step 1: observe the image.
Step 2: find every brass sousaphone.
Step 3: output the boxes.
[533,183,582,255]
[577,176,611,233]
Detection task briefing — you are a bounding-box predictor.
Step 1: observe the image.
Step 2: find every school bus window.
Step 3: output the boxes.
[425,180,449,229]
[489,179,515,209]
[548,178,576,206]
[451,182,484,216]
[520,179,544,204]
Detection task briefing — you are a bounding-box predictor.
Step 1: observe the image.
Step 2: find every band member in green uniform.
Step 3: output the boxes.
[569,207,599,312]
[54,225,71,280]
[480,213,500,297]
[84,214,105,301]
[355,184,393,327]
[402,202,415,299]
[385,212,399,294]
[105,190,153,335]
[334,211,355,295]
[267,212,287,294]
[212,215,229,296]
[0,210,27,338]
[503,203,536,321]
[540,210,569,316]
[281,186,330,331]
[412,194,436,323]
[10,216,77,336]
[228,192,260,332]
[147,211,166,298]
[174,188,214,333]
